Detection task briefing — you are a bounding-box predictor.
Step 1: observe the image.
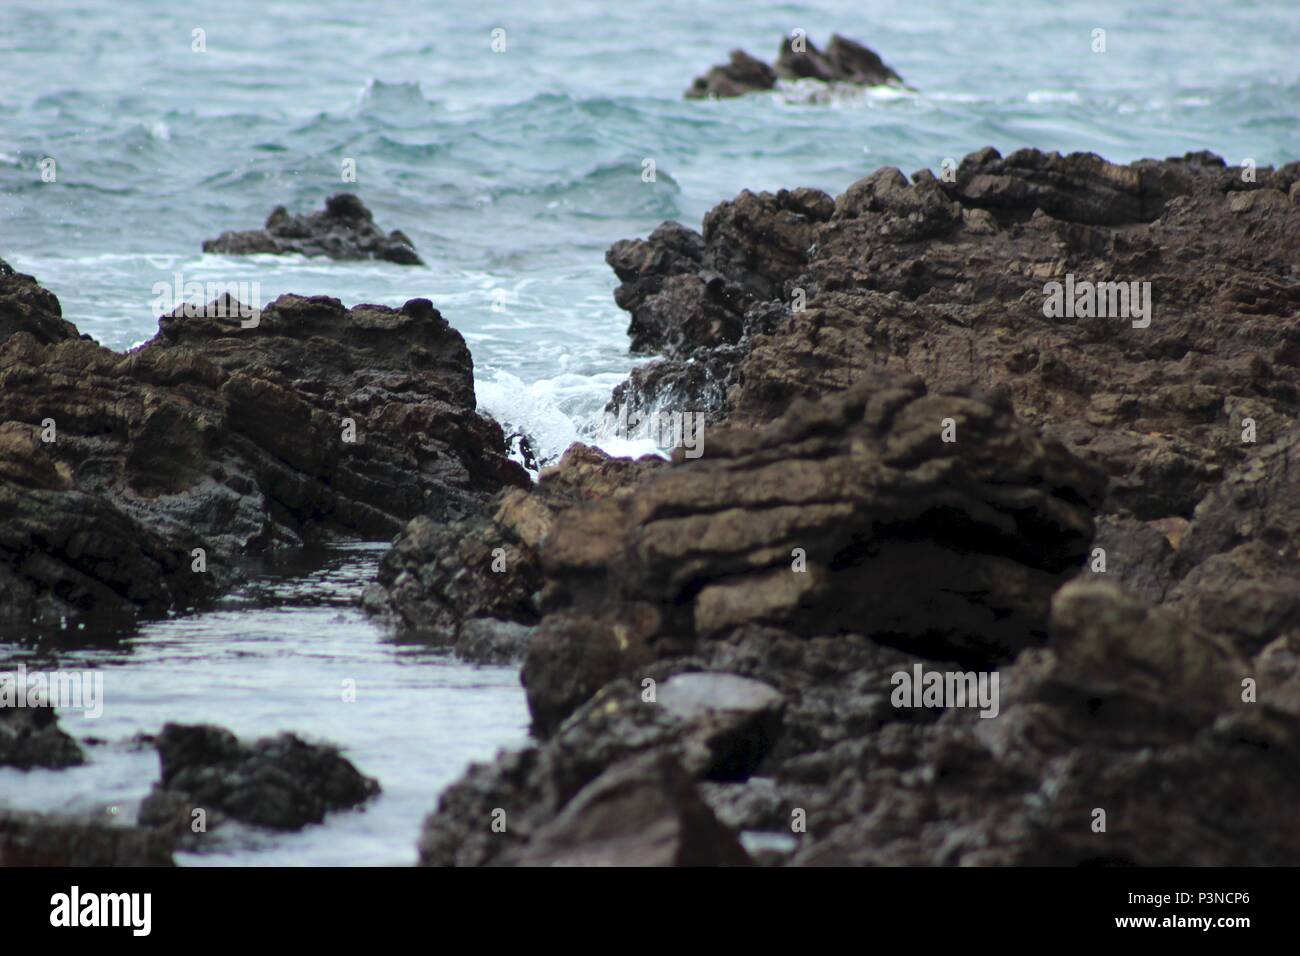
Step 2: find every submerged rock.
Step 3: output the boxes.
[138,723,379,833]
[202,193,423,264]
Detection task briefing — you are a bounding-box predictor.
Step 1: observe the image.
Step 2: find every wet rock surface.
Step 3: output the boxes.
[415,147,1300,866]
[138,722,379,833]
[363,442,664,663]
[0,266,526,632]
[0,703,85,769]
[687,34,903,99]
[201,193,423,264]
[0,809,174,866]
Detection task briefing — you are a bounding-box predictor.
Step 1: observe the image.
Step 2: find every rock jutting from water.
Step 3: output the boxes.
[405,147,1300,866]
[202,193,423,265]
[138,723,379,835]
[0,260,526,634]
[686,33,904,99]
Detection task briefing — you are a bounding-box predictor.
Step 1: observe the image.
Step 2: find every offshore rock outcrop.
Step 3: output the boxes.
[415,147,1300,866]
[138,723,379,834]
[0,702,85,769]
[687,34,903,99]
[0,263,526,633]
[202,193,423,265]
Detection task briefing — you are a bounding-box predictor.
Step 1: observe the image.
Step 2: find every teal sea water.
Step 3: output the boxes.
[3,0,1298,456]
[1,0,1297,864]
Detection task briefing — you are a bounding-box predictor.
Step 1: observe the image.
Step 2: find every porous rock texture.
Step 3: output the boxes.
[410,147,1300,866]
[0,259,526,633]
[202,193,423,264]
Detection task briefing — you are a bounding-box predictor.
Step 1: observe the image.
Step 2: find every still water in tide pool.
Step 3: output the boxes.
[0,546,528,866]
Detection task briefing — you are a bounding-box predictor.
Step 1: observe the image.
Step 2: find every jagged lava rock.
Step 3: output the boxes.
[202,193,422,264]
[0,266,525,632]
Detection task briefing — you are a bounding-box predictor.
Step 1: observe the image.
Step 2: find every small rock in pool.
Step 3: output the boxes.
[138,722,379,833]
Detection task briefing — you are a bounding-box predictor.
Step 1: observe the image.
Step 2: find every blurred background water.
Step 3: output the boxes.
[1,0,1297,864]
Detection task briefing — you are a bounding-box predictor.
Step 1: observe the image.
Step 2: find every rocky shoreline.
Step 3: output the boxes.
[408,147,1300,866]
[4,146,1300,865]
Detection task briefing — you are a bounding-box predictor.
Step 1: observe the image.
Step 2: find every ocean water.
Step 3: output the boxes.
[1,0,1297,864]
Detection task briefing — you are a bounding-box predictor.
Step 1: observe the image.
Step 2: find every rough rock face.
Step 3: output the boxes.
[362,443,664,663]
[0,703,85,769]
[776,33,903,87]
[687,34,903,99]
[606,148,1300,522]
[138,723,379,833]
[0,258,82,346]
[0,809,174,866]
[524,377,1104,735]
[417,147,1300,866]
[0,266,526,633]
[202,193,422,264]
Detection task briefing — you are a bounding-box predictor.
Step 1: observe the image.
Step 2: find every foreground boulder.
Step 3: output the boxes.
[523,376,1103,735]
[687,34,903,99]
[363,443,663,663]
[0,809,174,866]
[0,265,526,633]
[202,193,422,264]
[138,723,379,833]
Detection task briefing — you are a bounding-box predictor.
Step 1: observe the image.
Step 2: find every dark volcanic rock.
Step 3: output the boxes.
[419,669,781,866]
[202,193,423,264]
[363,443,664,663]
[0,258,82,346]
[687,34,903,99]
[685,50,776,99]
[0,809,174,866]
[522,376,1103,735]
[138,723,379,832]
[416,146,1300,867]
[0,702,85,769]
[0,267,526,633]
[609,148,1300,523]
[776,33,903,87]
[497,752,752,866]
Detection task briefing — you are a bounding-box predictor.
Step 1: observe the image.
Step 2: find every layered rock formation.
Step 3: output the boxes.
[0,260,525,633]
[687,34,903,99]
[202,193,423,265]
[411,148,1300,866]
